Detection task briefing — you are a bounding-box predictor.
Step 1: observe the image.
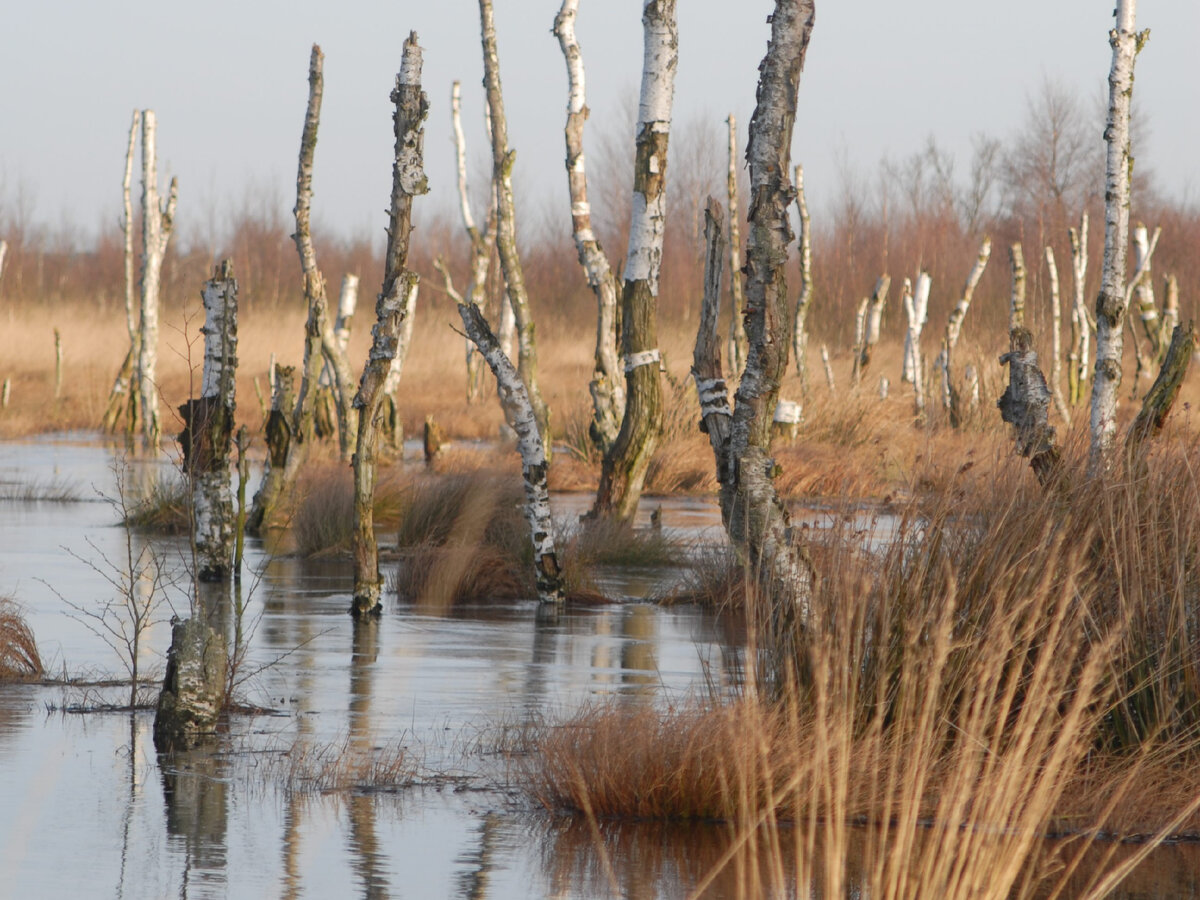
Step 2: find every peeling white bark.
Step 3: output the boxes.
[1044,246,1071,424]
[821,344,836,395]
[1009,242,1026,332]
[903,272,930,417]
[1069,213,1091,403]
[792,162,813,388]
[1130,222,1163,360]
[937,236,990,422]
[553,0,625,450]
[1090,0,1146,475]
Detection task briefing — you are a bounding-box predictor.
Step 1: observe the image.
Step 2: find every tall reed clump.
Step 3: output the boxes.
[527,439,1200,897]
[0,598,42,679]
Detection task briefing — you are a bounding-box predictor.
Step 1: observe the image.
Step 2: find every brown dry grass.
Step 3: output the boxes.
[0,598,42,679]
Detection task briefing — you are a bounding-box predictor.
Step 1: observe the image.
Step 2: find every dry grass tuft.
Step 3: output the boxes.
[290,463,410,557]
[0,598,42,679]
[122,473,190,534]
[274,736,413,794]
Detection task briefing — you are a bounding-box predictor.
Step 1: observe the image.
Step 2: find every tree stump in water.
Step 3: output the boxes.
[153,617,227,753]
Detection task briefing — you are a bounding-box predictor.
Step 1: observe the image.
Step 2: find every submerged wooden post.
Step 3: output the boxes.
[591,0,678,524]
[178,260,238,582]
[351,33,429,619]
[1089,0,1147,476]
[553,2,625,453]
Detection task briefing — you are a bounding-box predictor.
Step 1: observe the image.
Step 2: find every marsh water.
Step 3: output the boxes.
[1,435,1198,898]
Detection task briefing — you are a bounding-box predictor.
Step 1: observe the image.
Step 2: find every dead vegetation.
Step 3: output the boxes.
[0,598,42,679]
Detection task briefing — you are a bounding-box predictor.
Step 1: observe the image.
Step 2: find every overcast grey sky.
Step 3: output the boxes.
[1,1,1197,245]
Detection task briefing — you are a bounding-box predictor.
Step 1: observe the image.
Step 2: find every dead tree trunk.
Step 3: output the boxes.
[902,272,930,420]
[479,0,551,457]
[694,0,818,628]
[853,275,889,383]
[178,261,238,582]
[1161,275,1180,354]
[458,303,564,605]
[103,111,143,433]
[591,0,678,523]
[726,114,748,379]
[1089,0,1146,476]
[1068,213,1090,405]
[134,111,178,450]
[351,33,429,619]
[1044,246,1071,424]
[247,364,295,536]
[998,328,1061,488]
[380,279,418,451]
[1126,321,1196,460]
[1132,222,1163,358]
[1009,242,1026,331]
[553,0,625,453]
[448,80,498,405]
[938,236,991,426]
[791,162,813,392]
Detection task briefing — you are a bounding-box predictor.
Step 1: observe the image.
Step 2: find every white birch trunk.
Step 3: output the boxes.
[726,114,748,379]
[351,33,429,618]
[553,0,625,451]
[458,302,563,605]
[1089,0,1146,475]
[1044,246,1071,424]
[792,162,814,389]
[449,80,498,405]
[592,0,677,523]
[1162,275,1179,351]
[1132,223,1162,358]
[0,240,6,290]
[937,236,990,423]
[479,0,551,456]
[1069,212,1090,405]
[103,111,143,434]
[1009,242,1026,332]
[181,260,238,582]
[998,328,1061,486]
[821,344,836,395]
[902,270,930,385]
[854,276,889,382]
[135,110,178,450]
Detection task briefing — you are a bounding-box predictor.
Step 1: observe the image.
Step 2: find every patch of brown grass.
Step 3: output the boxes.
[289,462,409,557]
[0,598,42,679]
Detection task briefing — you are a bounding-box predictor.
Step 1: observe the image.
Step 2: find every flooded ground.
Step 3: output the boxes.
[0,435,1197,898]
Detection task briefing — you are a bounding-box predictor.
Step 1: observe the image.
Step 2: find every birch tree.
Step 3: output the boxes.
[936,235,990,426]
[1068,212,1090,405]
[178,261,238,582]
[591,0,678,523]
[351,33,429,619]
[902,271,930,418]
[1089,0,1147,475]
[726,114,748,379]
[791,163,813,390]
[102,111,142,433]
[553,0,625,452]
[1044,246,1071,424]
[852,276,889,384]
[1009,242,1026,331]
[998,328,1061,487]
[479,0,551,456]
[134,111,178,450]
[693,0,818,627]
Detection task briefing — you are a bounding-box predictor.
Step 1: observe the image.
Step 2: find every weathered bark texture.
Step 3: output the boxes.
[938,236,991,426]
[153,617,227,753]
[1068,213,1090,405]
[1008,242,1026,331]
[694,199,732,483]
[1044,246,1071,424]
[380,279,418,450]
[1089,0,1146,476]
[553,1,625,453]
[317,272,361,441]
[998,327,1061,488]
[791,163,813,390]
[351,33,429,619]
[696,1,817,628]
[448,80,498,405]
[247,365,295,535]
[458,302,564,605]
[103,111,143,433]
[178,261,238,582]
[1126,321,1196,459]
[726,114,748,379]
[591,0,678,523]
[134,111,178,449]
[479,0,551,457]
[853,276,889,383]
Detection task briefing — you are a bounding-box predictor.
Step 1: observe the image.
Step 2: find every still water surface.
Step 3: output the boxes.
[0,436,1197,898]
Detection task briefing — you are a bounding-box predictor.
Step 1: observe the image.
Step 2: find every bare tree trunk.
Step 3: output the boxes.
[1068,213,1090,405]
[448,80,498,405]
[351,33,429,619]
[1161,275,1179,352]
[591,0,678,523]
[178,261,238,582]
[1132,222,1163,358]
[247,364,295,536]
[1126,321,1196,460]
[1089,0,1146,476]
[135,111,178,450]
[103,111,143,434]
[0,240,7,290]
[1044,246,1071,424]
[903,272,930,419]
[850,296,868,385]
[726,114,748,379]
[694,2,817,629]
[553,1,625,453]
[854,276,889,382]
[479,0,551,457]
[1009,242,1026,331]
[820,344,835,395]
[791,162,813,391]
[998,327,1061,487]
[380,280,419,450]
[937,235,990,426]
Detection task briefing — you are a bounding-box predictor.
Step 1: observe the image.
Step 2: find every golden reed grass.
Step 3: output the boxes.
[0,597,42,679]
